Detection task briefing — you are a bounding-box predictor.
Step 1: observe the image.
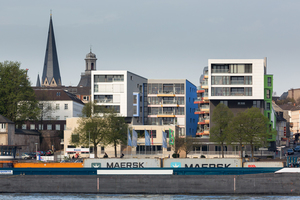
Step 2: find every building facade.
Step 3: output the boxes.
[195,67,210,138]
[208,58,276,149]
[147,79,197,137]
[91,70,148,125]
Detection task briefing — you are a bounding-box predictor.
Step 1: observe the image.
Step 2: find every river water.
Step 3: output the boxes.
[0,194,299,200]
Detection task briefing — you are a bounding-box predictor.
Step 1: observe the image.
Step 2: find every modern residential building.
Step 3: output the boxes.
[208,58,276,150]
[195,67,210,138]
[91,70,148,125]
[147,79,197,137]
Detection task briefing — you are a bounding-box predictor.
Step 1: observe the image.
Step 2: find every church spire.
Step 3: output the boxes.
[36,74,41,87]
[42,13,62,87]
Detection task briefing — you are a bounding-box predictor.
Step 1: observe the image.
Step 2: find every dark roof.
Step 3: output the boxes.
[0,115,14,124]
[278,104,296,110]
[42,15,61,86]
[15,129,41,135]
[279,92,288,100]
[33,88,84,105]
[77,74,91,87]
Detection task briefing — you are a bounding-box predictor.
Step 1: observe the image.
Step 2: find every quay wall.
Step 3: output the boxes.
[1,173,300,194]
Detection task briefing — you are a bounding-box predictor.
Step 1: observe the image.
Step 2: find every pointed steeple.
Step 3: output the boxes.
[36,74,41,87]
[42,13,62,87]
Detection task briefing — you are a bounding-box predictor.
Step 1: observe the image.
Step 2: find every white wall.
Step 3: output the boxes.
[208,59,265,100]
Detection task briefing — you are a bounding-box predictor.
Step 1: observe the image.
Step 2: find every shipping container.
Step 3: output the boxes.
[243,162,284,168]
[83,158,161,168]
[14,163,83,168]
[163,158,242,168]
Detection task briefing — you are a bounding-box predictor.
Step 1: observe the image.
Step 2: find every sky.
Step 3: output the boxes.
[1,0,299,96]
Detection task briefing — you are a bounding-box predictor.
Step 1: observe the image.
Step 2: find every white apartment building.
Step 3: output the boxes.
[91,70,147,125]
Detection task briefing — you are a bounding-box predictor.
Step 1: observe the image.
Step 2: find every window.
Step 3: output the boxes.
[64,124,66,130]
[133,95,137,104]
[266,102,270,110]
[238,102,245,105]
[55,124,60,130]
[94,75,124,82]
[64,116,68,120]
[266,90,270,99]
[0,123,6,131]
[39,124,43,130]
[56,104,60,110]
[56,92,60,96]
[94,95,113,103]
[83,96,89,101]
[64,104,68,110]
[94,85,98,92]
[22,124,26,129]
[30,124,35,130]
[131,76,133,80]
[267,77,272,87]
[47,124,52,130]
[56,116,60,120]
[220,101,228,106]
[253,101,261,108]
[268,112,270,120]
[245,76,252,85]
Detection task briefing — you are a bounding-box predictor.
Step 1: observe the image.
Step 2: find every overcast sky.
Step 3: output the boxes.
[1,1,299,96]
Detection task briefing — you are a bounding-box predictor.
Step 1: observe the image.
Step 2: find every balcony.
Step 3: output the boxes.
[95,99,113,103]
[157,111,175,117]
[162,100,178,105]
[201,81,208,89]
[200,105,209,112]
[198,116,210,125]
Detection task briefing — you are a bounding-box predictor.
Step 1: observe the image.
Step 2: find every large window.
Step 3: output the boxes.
[94,75,124,82]
[230,76,244,85]
[95,105,120,113]
[94,95,113,103]
[267,77,272,87]
[211,87,230,96]
[148,83,184,94]
[211,76,229,85]
[253,101,261,108]
[266,89,270,99]
[211,64,229,73]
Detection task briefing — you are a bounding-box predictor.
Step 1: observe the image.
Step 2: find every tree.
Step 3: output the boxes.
[71,102,108,158]
[229,107,269,158]
[181,136,194,158]
[172,134,184,158]
[104,110,128,158]
[0,61,40,123]
[228,112,248,158]
[210,103,234,158]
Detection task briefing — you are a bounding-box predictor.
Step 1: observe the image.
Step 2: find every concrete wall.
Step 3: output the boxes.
[1,173,300,194]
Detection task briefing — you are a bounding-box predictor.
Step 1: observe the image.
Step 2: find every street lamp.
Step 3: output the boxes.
[35,143,38,160]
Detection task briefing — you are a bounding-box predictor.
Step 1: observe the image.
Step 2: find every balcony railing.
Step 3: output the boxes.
[95,99,113,103]
[158,111,174,115]
[112,78,124,82]
[162,100,177,104]
[211,69,229,73]
[200,105,209,109]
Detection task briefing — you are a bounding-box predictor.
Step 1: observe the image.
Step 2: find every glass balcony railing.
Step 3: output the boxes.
[158,111,174,115]
[162,100,177,104]
[203,93,208,97]
[148,101,161,105]
[201,105,209,109]
[95,99,113,103]
[195,108,201,112]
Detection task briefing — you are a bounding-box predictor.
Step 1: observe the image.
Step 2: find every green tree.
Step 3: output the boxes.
[228,111,248,158]
[210,103,234,158]
[181,136,194,158]
[229,107,269,158]
[104,110,128,158]
[0,61,40,123]
[71,102,108,158]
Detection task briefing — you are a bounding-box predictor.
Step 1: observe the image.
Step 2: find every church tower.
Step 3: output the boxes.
[84,49,97,74]
[42,13,62,87]
[77,50,97,87]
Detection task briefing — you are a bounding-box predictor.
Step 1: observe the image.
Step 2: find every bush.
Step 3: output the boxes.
[172,153,179,158]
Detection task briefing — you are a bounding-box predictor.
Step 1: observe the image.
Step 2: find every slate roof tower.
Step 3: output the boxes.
[42,13,62,87]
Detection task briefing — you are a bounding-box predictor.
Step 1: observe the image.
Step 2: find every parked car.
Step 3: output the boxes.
[46,150,54,156]
[21,153,32,159]
[287,149,294,155]
[294,146,300,152]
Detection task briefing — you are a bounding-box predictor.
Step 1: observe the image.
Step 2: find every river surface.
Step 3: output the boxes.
[0,194,299,200]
